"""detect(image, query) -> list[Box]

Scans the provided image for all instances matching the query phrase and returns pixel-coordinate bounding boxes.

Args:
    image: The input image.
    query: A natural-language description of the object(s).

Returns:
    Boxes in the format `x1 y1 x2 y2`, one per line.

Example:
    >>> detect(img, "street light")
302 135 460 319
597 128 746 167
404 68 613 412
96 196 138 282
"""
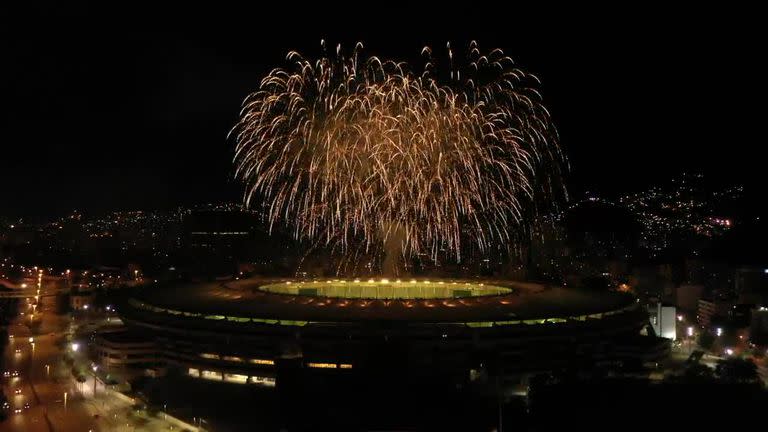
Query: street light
71 342 80 352
716 327 723 337
92 364 99 396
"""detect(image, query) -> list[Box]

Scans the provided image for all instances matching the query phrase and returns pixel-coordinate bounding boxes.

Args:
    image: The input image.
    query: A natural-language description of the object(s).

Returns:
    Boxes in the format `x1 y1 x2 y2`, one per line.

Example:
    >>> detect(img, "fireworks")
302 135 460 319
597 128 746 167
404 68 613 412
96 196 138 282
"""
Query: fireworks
231 41 564 265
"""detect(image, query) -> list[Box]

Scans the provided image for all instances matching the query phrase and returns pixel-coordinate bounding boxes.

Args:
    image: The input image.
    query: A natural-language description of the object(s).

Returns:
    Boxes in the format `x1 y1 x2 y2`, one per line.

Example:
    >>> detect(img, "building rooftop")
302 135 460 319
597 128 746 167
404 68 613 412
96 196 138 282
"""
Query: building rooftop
128 278 636 323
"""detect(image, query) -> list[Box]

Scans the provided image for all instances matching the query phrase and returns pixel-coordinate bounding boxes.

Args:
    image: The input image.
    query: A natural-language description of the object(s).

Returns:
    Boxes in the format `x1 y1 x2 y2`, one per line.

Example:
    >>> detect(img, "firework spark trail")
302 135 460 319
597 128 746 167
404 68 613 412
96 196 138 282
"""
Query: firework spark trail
231 41 565 264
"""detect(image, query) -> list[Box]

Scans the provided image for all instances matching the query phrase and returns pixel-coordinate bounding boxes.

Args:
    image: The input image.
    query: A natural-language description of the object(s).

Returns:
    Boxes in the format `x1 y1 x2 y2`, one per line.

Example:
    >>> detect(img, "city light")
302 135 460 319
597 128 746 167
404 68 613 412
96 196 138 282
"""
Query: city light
0 26 759 432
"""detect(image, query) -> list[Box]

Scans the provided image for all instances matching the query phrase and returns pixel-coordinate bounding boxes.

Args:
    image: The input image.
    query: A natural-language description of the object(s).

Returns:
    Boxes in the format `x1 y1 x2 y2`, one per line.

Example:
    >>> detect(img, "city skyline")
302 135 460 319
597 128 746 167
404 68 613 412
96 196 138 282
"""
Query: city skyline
2 6 768 431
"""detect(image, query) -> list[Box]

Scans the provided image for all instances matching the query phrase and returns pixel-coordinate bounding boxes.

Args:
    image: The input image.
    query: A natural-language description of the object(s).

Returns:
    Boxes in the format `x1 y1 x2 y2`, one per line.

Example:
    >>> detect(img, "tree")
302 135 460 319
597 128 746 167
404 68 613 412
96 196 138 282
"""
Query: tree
679 363 715 383
0 389 8 421
698 332 715 350
715 358 759 384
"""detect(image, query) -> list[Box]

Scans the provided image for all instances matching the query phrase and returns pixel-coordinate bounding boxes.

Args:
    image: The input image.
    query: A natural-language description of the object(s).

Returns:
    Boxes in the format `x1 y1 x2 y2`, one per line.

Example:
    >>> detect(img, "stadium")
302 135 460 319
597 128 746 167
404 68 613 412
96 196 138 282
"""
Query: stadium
118 278 666 388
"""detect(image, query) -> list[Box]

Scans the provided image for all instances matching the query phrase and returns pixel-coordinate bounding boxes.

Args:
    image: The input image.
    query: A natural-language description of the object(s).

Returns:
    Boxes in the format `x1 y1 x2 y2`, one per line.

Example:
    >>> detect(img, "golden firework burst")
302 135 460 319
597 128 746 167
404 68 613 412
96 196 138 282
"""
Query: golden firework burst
231 41 564 263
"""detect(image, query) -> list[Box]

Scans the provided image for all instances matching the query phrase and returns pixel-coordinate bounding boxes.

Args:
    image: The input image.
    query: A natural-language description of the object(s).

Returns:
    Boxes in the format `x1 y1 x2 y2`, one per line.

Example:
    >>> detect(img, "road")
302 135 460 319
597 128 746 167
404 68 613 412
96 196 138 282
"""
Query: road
2 284 195 431
2 289 98 432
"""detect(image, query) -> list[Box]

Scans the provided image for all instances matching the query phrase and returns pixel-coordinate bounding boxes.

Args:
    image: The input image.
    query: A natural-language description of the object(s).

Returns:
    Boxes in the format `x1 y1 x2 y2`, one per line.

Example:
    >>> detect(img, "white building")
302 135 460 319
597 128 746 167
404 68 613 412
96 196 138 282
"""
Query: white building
648 303 677 340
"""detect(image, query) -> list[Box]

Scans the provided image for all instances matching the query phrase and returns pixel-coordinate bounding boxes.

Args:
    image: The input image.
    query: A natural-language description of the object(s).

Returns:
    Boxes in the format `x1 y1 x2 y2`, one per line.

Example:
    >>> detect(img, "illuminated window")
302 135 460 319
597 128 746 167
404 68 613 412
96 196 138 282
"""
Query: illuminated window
249 358 275 366
249 376 276 387
188 368 200 377
200 353 220 360
277 320 308 326
223 356 243 362
201 370 223 380
308 362 337 369
339 364 353 369
224 373 248 384
466 322 493 328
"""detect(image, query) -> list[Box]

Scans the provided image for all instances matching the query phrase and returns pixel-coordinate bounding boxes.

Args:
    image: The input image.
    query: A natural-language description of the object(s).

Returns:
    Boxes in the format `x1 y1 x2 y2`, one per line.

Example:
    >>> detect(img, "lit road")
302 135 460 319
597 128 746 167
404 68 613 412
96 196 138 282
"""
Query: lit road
0 276 70 298
2 281 196 431
0 290 68 299
2 293 98 431
0 284 69 299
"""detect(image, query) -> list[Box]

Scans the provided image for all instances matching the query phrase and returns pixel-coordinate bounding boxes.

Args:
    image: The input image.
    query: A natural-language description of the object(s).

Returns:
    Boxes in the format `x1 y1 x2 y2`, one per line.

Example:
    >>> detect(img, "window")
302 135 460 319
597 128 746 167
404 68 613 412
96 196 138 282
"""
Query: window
308 362 337 369
249 376 276 387
224 373 248 384
201 370 223 380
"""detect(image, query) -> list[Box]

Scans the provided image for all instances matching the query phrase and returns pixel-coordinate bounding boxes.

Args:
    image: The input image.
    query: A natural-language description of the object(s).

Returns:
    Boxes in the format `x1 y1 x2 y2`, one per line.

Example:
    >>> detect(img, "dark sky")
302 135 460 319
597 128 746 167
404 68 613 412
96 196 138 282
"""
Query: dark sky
1 4 762 219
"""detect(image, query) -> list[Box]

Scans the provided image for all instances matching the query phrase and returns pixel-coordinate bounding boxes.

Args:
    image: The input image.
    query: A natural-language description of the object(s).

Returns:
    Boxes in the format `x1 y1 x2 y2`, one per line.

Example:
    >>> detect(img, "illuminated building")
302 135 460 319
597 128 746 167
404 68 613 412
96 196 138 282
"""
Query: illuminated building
119 278 667 388
93 329 158 371
648 302 677 340
697 298 731 327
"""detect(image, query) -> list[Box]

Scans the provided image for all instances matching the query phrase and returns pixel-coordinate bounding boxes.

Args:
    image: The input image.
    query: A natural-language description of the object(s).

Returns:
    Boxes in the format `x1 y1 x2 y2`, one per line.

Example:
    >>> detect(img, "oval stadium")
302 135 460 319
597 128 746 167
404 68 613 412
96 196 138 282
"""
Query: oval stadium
118 278 667 389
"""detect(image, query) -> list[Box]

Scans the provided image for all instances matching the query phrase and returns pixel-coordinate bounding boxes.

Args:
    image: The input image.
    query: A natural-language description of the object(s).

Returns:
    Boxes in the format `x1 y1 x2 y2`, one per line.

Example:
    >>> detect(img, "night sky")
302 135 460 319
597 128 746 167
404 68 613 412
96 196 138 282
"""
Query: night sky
1 5 761 219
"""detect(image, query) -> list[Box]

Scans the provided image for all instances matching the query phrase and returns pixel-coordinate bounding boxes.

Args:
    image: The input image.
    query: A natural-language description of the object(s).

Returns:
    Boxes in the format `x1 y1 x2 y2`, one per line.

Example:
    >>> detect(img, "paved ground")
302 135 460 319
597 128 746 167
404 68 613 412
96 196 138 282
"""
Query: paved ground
2 292 98 432
2 284 195 432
